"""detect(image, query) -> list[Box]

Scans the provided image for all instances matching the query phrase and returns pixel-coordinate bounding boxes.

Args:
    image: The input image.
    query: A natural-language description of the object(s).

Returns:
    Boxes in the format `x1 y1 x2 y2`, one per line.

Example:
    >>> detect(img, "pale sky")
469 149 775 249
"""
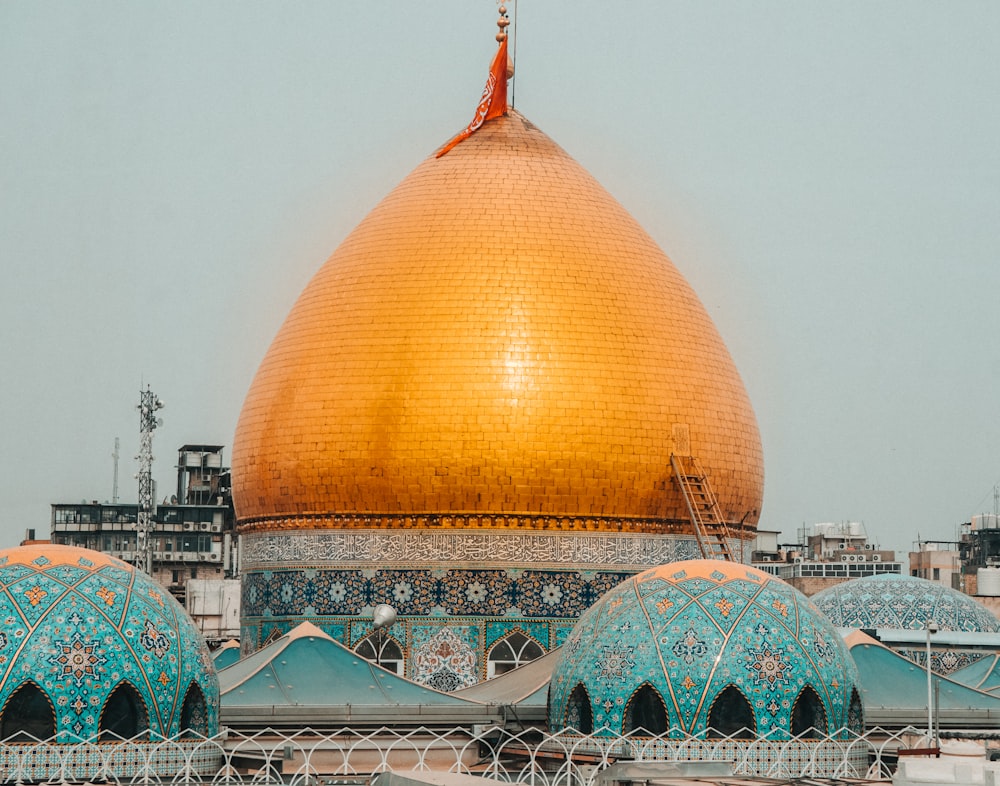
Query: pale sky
2 2 999 556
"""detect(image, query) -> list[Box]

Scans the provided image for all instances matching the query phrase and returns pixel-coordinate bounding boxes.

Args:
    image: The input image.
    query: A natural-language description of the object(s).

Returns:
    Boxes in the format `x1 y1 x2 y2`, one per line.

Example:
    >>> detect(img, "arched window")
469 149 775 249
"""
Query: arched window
99 682 149 740
179 681 208 737
707 685 755 739
791 685 827 738
356 632 404 675
0 682 55 741
848 687 865 734
487 631 544 678
623 683 668 736
564 683 593 733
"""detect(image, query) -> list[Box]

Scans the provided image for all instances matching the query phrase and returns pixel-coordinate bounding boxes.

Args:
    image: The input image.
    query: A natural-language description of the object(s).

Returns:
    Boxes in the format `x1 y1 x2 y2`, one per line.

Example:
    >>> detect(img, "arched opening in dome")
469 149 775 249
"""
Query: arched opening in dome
356 633 404 675
706 685 755 739
179 681 208 737
99 681 149 740
791 685 827 738
564 683 593 734
623 683 668 736
0 681 55 741
487 631 544 678
848 687 865 734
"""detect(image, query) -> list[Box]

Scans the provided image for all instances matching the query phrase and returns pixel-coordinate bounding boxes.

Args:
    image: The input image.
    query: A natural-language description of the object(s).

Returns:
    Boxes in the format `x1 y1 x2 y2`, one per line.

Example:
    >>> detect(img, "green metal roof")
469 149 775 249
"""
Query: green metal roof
845 630 1000 728
218 622 504 729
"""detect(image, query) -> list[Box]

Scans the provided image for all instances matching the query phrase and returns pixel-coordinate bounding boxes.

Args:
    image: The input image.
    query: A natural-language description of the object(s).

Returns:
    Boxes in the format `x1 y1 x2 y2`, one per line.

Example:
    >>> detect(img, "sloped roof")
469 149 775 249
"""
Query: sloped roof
212 639 241 670
845 630 1000 728
451 648 559 715
946 653 1000 694
219 622 503 729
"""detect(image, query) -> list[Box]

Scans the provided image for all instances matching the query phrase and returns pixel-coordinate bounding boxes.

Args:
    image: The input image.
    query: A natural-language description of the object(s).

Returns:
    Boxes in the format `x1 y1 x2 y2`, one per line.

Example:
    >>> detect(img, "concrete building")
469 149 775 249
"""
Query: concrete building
910 540 962 590
51 444 237 605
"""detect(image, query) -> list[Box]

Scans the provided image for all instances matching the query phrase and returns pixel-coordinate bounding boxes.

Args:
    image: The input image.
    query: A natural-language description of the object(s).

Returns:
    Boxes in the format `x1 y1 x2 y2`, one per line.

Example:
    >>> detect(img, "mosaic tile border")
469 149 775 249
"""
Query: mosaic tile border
238 513 713 537
241 566 640 619
557 734 871 777
241 529 751 570
0 739 221 782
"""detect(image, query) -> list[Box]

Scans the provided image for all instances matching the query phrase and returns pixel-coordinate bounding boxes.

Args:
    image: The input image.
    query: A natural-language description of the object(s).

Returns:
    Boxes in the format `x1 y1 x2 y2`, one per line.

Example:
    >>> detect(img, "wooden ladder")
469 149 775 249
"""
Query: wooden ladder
670 454 735 562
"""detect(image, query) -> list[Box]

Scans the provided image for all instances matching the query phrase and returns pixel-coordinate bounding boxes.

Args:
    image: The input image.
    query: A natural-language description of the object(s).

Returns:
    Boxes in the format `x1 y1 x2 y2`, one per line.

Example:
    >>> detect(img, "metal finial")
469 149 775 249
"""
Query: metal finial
496 4 509 42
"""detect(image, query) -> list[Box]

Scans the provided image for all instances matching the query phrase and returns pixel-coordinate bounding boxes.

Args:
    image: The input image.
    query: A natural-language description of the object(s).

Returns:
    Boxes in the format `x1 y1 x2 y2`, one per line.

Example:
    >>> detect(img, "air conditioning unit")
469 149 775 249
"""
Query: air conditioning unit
842 555 851 562
839 542 847 549
183 522 195 531
210 523 222 533
871 554 881 562
209 553 220 561
865 543 875 550
153 552 165 561
794 556 804 564
855 554 867 562
199 522 211 531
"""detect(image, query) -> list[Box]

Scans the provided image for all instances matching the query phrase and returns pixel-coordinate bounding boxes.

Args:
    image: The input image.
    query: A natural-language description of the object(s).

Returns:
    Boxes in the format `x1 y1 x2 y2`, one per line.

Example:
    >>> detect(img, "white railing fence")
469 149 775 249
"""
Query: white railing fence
0 724 933 784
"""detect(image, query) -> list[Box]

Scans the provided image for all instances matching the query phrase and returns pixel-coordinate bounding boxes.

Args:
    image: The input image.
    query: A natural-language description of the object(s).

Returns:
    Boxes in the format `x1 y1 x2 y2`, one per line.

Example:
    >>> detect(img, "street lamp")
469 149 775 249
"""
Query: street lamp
372 603 397 669
926 619 939 745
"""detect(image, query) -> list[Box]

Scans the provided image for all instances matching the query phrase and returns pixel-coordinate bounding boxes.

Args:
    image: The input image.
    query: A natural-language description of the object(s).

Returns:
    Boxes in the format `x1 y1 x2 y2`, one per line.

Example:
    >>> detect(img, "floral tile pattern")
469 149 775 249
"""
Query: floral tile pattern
241 564 664 683
0 545 219 742
548 560 863 740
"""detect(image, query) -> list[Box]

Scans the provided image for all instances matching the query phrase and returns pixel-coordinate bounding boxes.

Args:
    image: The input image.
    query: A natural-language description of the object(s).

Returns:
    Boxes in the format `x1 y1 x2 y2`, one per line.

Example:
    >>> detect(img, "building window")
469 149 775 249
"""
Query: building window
933 568 941 580
707 685 755 739
0 681 55 741
356 633 404 675
99 682 148 741
623 683 668 736
486 631 544 678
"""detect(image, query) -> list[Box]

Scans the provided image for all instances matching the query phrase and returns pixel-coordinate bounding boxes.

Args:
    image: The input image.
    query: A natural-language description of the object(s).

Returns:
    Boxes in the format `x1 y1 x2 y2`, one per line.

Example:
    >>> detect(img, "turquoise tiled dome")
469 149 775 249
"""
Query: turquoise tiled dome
811 573 1000 632
548 560 863 739
0 544 218 742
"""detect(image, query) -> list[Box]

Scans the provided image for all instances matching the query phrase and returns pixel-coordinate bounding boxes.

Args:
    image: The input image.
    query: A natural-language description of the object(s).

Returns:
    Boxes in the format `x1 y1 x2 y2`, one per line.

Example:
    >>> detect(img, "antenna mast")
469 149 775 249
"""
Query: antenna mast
135 387 164 575
112 437 120 504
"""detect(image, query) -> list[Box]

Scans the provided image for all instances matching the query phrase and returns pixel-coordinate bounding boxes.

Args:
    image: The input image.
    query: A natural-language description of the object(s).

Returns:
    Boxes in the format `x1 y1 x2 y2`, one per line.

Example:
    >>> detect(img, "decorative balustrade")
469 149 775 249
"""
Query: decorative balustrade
0 724 927 783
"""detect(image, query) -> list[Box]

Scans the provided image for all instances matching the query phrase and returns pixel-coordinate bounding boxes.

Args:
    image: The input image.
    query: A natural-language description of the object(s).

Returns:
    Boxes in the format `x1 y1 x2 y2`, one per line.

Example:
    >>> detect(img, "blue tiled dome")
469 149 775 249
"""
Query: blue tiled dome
548 560 863 739
0 545 218 742
811 573 1000 632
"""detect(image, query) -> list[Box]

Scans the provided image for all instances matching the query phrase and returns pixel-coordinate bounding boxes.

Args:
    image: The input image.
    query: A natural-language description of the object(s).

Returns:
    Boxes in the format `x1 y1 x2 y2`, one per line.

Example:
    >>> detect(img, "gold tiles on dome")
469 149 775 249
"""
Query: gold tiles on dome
232 110 763 534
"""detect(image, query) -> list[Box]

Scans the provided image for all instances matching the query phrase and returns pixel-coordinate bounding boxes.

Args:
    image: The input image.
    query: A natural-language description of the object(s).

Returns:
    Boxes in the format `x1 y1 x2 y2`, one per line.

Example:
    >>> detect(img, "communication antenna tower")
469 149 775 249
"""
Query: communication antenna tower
112 437 120 504
135 387 164 575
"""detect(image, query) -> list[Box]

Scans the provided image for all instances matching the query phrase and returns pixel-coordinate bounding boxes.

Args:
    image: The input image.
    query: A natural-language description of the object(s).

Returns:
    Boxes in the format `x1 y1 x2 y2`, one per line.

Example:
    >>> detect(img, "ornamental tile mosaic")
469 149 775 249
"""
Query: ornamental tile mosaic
811 573 1000 632
238 528 754 686
240 529 705 570
548 560 863 740
0 544 219 742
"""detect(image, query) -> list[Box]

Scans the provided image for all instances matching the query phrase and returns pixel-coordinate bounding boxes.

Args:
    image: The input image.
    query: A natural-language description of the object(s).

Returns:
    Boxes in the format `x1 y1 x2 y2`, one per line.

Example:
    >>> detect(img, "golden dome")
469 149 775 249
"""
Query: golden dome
233 110 763 535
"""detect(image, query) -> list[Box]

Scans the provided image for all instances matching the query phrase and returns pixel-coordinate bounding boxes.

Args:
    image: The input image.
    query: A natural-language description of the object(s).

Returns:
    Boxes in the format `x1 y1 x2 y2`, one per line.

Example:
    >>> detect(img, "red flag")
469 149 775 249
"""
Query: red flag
437 37 509 158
